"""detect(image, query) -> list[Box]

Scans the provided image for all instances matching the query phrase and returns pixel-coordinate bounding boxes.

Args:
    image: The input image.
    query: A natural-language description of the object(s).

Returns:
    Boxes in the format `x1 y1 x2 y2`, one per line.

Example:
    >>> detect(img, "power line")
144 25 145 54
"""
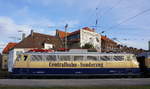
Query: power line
112 37 125 45
83 0 102 27
94 0 123 32
108 8 150 30
100 0 122 16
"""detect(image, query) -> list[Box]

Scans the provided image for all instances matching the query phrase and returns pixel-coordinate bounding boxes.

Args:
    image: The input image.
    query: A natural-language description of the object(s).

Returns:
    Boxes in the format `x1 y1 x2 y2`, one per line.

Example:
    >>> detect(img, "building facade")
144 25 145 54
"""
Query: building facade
80 28 101 51
101 35 117 52
56 27 101 52
2 42 17 70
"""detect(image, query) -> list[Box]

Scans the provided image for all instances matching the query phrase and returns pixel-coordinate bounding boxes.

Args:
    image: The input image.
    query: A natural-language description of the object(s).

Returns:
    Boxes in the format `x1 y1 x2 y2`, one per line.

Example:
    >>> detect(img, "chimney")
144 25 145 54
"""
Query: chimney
31 29 34 36
22 33 26 40
92 28 95 32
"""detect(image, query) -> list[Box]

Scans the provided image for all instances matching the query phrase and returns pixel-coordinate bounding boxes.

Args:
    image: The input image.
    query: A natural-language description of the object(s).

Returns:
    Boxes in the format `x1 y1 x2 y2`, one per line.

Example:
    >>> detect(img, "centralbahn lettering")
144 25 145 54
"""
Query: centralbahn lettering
49 62 77 67
49 62 103 68
80 62 103 67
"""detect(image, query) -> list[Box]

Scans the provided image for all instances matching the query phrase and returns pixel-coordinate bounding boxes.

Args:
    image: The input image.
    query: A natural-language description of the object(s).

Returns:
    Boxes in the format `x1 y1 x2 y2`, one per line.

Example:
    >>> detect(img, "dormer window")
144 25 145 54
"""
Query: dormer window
44 43 53 49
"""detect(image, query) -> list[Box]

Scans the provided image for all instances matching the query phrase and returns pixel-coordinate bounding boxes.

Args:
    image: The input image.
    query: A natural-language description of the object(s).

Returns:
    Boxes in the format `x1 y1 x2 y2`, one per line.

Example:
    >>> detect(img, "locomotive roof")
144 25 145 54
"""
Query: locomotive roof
19 52 134 56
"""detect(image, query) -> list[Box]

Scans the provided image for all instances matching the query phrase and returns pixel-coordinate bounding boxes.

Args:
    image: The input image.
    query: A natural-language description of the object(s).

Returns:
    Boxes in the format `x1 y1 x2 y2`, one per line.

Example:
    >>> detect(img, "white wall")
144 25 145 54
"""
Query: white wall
8 48 26 72
80 29 101 52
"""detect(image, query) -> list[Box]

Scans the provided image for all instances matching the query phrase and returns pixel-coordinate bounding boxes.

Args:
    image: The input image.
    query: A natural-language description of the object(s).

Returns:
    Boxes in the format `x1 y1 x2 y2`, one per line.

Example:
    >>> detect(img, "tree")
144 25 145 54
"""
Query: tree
82 43 94 49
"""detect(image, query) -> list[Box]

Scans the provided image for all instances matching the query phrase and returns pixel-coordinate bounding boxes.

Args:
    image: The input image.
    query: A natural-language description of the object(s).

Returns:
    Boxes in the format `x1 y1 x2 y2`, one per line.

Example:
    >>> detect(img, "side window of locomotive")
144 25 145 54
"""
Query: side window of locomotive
74 56 84 61
100 56 111 61
31 55 43 61
46 55 57 61
16 55 21 61
126 56 131 61
132 55 137 61
113 56 124 61
58 55 70 61
87 56 99 61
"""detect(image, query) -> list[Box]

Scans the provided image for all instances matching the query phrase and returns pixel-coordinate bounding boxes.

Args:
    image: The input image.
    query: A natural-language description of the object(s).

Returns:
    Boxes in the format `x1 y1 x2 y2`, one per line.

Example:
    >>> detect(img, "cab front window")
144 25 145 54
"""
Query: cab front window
16 55 21 61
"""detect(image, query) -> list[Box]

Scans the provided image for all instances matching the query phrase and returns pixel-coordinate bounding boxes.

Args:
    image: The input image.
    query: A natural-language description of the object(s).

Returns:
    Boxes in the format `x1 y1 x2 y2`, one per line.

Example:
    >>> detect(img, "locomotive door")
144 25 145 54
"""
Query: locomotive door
137 56 147 74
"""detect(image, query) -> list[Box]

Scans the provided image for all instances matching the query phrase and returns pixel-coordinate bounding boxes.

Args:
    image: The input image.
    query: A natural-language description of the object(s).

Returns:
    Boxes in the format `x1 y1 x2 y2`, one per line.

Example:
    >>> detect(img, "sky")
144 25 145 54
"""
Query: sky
0 0 150 52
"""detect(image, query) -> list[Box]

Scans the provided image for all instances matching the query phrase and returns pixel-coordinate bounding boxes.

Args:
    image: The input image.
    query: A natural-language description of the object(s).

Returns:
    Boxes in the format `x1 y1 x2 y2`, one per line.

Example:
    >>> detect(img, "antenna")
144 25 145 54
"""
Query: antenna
95 8 98 32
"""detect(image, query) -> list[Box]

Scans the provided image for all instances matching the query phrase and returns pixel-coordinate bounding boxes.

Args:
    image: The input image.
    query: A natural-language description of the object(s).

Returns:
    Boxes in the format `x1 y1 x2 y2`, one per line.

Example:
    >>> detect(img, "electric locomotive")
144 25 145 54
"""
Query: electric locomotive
11 50 141 77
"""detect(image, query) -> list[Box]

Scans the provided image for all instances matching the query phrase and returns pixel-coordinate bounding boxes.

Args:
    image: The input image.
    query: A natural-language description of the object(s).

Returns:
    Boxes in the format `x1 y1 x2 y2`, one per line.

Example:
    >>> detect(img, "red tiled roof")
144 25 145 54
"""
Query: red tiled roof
68 30 80 36
28 49 54 52
82 27 95 32
101 35 108 40
56 27 95 38
56 30 71 38
2 42 17 54
14 32 64 49
101 35 117 44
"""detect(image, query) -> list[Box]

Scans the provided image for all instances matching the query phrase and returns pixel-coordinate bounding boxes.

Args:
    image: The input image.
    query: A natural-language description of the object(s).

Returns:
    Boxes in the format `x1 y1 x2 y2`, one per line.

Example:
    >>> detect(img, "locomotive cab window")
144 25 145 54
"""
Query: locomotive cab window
132 55 137 61
16 55 21 61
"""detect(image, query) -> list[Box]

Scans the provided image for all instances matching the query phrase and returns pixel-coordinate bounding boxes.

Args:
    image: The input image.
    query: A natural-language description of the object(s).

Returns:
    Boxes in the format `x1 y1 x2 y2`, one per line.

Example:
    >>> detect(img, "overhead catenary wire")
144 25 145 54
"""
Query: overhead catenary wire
83 0 103 27
107 8 150 30
98 7 150 44
100 0 122 16
93 0 123 33
112 38 125 45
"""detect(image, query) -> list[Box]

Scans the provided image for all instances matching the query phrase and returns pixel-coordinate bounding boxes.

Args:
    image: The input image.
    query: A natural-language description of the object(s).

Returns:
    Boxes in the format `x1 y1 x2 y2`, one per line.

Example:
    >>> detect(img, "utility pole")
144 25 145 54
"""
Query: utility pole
148 41 150 51
65 24 68 51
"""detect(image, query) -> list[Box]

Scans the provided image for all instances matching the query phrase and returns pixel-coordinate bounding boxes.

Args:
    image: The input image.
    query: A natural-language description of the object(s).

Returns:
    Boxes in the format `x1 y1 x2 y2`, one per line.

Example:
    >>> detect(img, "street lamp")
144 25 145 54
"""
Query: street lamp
65 24 68 51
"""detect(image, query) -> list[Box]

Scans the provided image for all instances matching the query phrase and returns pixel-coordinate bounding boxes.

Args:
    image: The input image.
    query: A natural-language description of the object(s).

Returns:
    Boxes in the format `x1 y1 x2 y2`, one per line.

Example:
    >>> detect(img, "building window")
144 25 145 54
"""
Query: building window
68 34 80 40
96 38 99 42
44 43 53 49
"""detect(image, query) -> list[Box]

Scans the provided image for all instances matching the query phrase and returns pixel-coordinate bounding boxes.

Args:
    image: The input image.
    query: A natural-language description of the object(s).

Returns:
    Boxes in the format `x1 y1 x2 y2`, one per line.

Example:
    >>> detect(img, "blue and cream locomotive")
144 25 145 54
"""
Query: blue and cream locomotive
11 49 144 77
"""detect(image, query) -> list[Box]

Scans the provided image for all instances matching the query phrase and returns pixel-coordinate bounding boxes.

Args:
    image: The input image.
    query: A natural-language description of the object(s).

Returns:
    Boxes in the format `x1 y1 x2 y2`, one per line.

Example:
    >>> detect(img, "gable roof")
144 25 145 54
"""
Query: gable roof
101 35 108 40
68 30 80 36
14 32 64 49
2 42 17 54
101 35 117 44
67 27 95 37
